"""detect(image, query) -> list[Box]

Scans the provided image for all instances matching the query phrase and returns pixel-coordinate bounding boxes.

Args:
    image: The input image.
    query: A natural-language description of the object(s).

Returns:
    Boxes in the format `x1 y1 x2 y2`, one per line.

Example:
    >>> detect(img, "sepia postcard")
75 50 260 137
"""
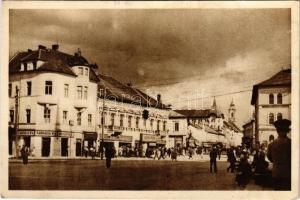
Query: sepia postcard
0 1 299 199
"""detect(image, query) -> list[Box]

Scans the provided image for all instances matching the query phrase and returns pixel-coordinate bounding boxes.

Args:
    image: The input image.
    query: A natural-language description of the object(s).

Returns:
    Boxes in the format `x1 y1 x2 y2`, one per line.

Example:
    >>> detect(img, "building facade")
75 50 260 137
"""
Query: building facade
251 69 291 147
8 44 170 158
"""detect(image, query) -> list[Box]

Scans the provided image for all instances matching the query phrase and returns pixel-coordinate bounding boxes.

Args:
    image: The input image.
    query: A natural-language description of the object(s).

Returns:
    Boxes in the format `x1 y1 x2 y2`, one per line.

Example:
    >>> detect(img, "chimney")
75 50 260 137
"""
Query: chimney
52 44 59 51
157 94 161 103
38 45 46 50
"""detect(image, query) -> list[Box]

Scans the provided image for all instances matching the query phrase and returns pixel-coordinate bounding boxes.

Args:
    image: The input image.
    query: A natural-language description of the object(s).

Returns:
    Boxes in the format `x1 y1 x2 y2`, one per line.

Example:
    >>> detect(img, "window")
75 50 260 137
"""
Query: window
44 107 51 123
163 121 166 131
269 113 274 124
128 116 132 128
9 110 14 123
9 83 12 97
157 120 160 131
84 86 88 99
120 114 124 127
27 81 32 96
277 113 283 121
45 81 52 95
77 86 83 99
85 68 89 76
26 109 31 123
77 112 81 125
269 94 274 104
88 114 92 126
136 117 140 128
111 113 115 126
150 119 154 130
143 119 147 127
79 67 83 75
174 122 179 131
277 93 282 104
63 111 68 124
64 84 69 97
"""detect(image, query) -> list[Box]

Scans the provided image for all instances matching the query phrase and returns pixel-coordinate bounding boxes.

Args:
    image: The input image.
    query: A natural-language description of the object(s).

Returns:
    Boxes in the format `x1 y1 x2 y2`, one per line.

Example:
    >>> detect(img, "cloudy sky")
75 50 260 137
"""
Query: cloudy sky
9 9 291 127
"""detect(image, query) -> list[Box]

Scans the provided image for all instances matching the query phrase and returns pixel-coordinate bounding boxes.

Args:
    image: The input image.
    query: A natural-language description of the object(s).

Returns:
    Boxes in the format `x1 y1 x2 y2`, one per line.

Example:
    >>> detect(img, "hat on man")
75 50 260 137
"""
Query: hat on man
274 119 291 133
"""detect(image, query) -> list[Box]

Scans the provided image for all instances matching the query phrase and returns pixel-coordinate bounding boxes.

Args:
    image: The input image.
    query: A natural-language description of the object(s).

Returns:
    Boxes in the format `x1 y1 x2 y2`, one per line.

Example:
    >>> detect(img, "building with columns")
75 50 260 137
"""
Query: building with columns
251 68 291 147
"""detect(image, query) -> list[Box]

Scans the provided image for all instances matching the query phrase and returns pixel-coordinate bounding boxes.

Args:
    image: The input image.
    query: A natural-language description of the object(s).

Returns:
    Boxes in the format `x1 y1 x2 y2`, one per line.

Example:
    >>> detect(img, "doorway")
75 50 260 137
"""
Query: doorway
61 138 68 157
42 137 51 157
24 136 31 147
76 139 82 156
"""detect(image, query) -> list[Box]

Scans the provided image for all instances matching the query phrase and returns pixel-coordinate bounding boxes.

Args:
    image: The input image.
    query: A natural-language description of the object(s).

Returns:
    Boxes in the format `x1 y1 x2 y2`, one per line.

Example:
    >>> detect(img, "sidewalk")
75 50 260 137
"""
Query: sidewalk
9 154 228 162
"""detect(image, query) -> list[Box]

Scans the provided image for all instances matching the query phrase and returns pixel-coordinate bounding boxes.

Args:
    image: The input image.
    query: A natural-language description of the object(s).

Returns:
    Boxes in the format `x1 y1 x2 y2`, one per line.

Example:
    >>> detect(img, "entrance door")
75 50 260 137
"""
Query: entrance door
76 139 82 156
42 137 51 157
24 136 31 147
61 138 68 157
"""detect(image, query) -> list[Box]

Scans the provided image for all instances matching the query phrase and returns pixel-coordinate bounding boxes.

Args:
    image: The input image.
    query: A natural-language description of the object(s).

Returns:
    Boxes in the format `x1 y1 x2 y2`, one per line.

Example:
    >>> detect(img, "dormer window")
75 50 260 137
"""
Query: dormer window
79 67 83 75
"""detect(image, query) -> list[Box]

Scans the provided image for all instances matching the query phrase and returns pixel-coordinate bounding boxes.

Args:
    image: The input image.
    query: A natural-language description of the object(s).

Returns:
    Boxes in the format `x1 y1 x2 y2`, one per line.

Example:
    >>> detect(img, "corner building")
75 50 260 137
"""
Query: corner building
9 45 99 158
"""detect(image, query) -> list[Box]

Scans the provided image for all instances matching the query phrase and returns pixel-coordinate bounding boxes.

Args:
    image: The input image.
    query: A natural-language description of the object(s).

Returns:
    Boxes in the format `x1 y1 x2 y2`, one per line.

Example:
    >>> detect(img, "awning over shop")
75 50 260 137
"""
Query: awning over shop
83 132 97 140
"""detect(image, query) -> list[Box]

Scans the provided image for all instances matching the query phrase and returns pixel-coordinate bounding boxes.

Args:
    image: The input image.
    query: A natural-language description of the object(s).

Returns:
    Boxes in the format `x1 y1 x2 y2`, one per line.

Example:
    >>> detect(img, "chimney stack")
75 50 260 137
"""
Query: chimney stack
38 45 46 50
157 94 161 103
52 44 59 51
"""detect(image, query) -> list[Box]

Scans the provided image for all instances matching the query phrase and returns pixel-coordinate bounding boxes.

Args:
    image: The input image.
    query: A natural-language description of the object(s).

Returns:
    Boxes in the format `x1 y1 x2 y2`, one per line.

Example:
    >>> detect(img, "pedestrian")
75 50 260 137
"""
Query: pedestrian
209 146 218 173
253 151 271 186
21 145 30 165
267 119 291 190
84 146 88 158
188 147 193 159
171 147 177 161
227 147 236 173
217 147 221 160
105 144 115 168
236 155 252 187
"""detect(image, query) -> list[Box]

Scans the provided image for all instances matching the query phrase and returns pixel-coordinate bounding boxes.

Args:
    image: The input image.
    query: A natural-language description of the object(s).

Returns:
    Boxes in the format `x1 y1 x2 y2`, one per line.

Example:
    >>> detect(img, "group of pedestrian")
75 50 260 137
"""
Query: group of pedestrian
225 119 291 190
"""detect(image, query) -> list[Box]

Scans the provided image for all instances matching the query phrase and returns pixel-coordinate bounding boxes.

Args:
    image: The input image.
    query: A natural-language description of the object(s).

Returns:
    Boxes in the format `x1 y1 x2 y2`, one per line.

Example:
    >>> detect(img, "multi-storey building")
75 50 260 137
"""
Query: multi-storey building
8 44 170 158
251 68 291 147
95 74 170 156
9 45 99 158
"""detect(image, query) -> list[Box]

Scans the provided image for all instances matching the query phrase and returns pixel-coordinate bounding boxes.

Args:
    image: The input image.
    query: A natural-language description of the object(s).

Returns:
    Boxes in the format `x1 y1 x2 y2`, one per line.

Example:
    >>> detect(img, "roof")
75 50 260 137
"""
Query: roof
97 74 169 110
190 123 224 135
169 110 186 118
251 69 291 105
173 109 222 118
223 120 242 132
9 46 98 82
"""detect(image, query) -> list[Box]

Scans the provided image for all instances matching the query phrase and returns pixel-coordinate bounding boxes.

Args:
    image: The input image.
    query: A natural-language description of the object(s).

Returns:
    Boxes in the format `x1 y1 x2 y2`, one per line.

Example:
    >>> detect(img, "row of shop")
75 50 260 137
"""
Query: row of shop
9 128 167 158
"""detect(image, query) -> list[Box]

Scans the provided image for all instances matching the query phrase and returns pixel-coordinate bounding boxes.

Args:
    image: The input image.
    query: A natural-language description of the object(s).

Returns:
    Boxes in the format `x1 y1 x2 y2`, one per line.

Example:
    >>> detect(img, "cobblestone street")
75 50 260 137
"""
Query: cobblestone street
9 158 269 190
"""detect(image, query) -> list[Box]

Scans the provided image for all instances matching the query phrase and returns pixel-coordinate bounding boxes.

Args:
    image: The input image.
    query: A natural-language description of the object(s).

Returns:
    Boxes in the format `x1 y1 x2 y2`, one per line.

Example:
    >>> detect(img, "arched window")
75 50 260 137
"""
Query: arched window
277 93 282 104
269 113 274 124
269 94 274 104
277 113 282 121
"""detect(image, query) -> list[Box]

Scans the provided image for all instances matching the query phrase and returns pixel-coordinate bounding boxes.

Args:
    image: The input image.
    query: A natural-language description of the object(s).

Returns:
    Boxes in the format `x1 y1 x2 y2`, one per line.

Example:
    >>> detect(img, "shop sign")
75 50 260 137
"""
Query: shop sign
103 134 132 142
156 140 166 144
36 130 56 137
141 134 156 142
18 130 35 136
57 131 73 138
84 132 98 140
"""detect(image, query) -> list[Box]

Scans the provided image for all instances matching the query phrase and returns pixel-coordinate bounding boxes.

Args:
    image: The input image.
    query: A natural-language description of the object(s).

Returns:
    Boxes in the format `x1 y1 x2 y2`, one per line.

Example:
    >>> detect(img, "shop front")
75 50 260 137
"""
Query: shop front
83 131 97 156
140 134 166 157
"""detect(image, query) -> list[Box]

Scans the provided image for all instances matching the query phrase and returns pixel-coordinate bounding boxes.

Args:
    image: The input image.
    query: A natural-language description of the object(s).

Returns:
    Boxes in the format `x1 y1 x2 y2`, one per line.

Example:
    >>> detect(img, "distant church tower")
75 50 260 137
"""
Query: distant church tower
211 96 217 110
228 99 236 122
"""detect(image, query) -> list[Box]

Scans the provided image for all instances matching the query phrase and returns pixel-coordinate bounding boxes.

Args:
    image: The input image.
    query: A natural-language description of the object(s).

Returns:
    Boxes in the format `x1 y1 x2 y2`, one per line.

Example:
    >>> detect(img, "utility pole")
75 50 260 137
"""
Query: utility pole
14 86 19 158
100 89 106 160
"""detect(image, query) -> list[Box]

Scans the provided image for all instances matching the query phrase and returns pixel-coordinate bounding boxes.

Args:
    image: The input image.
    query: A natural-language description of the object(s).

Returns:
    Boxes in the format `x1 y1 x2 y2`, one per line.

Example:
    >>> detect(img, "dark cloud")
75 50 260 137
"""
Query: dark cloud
9 9 290 84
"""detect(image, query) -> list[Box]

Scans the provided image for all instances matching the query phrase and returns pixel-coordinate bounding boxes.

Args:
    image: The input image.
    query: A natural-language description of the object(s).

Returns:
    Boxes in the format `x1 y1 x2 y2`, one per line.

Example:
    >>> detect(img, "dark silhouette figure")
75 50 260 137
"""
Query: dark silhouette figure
209 147 218 173
227 148 236 173
267 119 291 190
105 144 115 168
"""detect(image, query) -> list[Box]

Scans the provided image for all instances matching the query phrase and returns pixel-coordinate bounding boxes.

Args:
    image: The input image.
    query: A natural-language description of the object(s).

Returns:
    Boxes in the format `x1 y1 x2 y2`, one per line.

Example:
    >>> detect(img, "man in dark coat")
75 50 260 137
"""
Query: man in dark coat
209 146 218 173
105 144 115 168
267 119 291 190
227 147 236 172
